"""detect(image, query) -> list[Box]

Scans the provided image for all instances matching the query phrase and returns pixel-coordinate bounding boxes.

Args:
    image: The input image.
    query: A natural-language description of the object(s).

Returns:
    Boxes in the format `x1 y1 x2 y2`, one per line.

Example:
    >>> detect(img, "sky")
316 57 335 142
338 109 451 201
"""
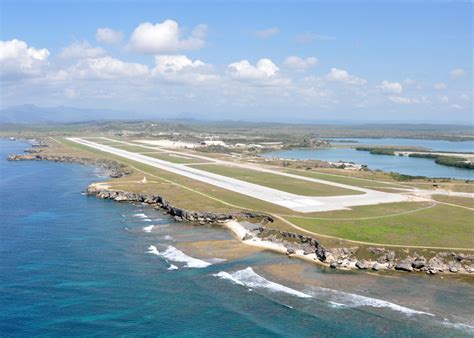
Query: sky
0 0 472 123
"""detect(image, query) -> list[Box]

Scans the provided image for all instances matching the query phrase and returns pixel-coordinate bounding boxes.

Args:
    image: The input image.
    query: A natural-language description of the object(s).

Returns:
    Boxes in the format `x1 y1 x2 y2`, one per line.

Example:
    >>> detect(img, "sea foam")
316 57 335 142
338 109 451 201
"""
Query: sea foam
147 245 212 268
310 286 434 317
215 267 311 298
143 225 154 233
160 246 211 268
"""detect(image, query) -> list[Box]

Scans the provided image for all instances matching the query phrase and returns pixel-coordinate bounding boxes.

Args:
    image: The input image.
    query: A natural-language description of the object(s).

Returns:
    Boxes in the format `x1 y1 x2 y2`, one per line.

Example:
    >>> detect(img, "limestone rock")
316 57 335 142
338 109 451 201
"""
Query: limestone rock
395 260 413 272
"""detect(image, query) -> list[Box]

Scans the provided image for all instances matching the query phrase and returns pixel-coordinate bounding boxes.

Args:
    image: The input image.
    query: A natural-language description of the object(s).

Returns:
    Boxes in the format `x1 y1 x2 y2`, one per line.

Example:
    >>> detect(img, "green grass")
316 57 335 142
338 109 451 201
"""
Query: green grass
141 152 208 164
61 138 301 214
81 138 124 146
283 201 432 219
191 164 363 196
286 204 474 248
61 138 474 249
282 168 405 189
432 195 474 208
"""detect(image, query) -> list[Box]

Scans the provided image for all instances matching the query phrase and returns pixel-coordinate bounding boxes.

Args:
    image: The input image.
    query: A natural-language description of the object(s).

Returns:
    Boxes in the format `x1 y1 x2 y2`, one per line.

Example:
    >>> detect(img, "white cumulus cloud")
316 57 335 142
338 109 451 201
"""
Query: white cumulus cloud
228 58 279 80
227 58 289 87
128 20 207 54
60 41 106 59
377 80 402 94
450 68 465 79
283 56 318 72
0 39 49 77
69 56 149 80
326 68 366 85
96 28 123 45
227 59 279 79
152 55 218 83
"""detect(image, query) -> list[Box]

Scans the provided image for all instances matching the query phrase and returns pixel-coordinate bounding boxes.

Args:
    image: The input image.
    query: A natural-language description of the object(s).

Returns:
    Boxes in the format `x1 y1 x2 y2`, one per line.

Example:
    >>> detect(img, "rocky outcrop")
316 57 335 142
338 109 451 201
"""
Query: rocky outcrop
86 185 273 225
251 227 327 261
355 260 369 269
395 260 414 272
8 154 130 178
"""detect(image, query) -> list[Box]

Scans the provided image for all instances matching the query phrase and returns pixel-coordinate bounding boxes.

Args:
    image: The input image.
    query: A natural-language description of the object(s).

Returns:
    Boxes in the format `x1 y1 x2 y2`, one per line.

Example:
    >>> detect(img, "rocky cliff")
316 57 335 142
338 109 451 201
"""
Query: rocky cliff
86 184 274 225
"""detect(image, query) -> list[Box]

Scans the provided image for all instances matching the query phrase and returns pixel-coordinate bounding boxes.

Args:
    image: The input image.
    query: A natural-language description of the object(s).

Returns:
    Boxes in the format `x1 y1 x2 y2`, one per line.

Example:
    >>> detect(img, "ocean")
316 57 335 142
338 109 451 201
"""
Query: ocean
1 139 473 337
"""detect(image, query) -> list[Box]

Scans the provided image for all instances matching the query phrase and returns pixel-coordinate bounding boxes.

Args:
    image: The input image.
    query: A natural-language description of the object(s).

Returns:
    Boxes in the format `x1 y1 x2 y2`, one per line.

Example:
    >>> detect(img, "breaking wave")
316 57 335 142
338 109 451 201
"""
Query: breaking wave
215 267 311 298
310 286 434 317
147 245 213 268
143 225 154 233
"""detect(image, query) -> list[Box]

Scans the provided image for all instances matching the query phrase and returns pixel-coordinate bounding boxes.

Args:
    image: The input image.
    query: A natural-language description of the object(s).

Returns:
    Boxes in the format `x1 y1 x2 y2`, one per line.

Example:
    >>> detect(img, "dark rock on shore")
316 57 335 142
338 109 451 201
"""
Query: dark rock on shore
395 260 414 272
356 260 369 269
86 185 273 225
242 233 253 241
255 227 327 262
411 258 426 269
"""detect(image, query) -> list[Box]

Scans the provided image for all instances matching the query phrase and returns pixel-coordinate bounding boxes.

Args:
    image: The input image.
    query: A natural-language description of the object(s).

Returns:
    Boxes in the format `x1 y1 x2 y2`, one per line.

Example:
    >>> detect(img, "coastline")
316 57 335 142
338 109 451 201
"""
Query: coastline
84 184 474 276
6 139 474 277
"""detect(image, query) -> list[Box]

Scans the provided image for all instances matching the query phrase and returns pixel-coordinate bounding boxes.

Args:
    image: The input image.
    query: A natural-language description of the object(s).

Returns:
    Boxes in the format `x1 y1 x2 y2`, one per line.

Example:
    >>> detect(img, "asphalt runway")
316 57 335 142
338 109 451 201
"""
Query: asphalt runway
69 137 408 213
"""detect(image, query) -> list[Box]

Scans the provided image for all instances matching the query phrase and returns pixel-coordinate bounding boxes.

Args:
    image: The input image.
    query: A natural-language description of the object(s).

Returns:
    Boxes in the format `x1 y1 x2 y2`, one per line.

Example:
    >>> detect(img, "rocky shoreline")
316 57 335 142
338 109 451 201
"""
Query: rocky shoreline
241 226 474 275
86 184 274 225
7 143 473 276
8 153 131 178
88 184 474 276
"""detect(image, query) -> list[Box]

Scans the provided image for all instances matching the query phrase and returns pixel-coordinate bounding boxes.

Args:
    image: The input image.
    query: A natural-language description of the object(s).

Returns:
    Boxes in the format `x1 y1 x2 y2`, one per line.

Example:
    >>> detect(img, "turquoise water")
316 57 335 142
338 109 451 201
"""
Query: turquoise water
1 140 473 336
264 138 474 180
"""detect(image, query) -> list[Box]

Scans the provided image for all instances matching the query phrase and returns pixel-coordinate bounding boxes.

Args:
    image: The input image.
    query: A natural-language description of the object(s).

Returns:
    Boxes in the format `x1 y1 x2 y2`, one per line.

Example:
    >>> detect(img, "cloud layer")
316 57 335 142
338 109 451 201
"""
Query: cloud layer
0 18 471 121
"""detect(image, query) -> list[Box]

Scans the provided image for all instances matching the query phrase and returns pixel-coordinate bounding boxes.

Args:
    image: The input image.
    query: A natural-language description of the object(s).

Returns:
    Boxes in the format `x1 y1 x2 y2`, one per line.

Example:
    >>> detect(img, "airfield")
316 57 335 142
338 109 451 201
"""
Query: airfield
59 136 473 250
68 137 410 213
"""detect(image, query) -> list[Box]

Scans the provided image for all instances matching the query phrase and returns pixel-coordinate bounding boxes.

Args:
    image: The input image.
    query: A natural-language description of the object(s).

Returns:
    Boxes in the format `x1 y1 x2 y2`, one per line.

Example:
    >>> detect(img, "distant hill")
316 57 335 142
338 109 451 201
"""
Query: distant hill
0 104 147 124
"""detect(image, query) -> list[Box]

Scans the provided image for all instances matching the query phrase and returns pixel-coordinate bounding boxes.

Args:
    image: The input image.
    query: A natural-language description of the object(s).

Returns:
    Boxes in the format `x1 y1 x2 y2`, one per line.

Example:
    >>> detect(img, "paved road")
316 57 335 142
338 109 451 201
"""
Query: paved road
69 138 408 213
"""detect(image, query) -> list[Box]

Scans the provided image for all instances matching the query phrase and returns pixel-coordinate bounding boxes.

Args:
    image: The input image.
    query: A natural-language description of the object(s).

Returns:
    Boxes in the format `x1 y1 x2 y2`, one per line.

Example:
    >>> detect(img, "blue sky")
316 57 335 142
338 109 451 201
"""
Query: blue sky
1 0 472 123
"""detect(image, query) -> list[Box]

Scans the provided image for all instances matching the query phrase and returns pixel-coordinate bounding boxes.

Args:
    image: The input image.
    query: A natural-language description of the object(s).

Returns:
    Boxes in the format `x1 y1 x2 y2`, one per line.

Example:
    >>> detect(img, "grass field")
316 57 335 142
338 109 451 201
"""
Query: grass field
280 201 434 219
432 194 474 209
104 145 161 152
285 203 474 248
190 164 363 196
282 168 409 190
139 152 208 164
60 137 474 249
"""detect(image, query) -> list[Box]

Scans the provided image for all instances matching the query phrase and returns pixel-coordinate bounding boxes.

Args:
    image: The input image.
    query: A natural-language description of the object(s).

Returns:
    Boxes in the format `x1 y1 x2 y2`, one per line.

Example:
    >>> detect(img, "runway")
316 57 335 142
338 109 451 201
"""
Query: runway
68 138 409 213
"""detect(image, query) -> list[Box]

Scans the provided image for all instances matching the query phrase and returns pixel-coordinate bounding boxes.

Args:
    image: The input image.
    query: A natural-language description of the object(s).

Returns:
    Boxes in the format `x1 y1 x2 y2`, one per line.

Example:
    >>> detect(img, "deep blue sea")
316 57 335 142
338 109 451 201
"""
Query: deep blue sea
1 139 473 337
263 138 474 180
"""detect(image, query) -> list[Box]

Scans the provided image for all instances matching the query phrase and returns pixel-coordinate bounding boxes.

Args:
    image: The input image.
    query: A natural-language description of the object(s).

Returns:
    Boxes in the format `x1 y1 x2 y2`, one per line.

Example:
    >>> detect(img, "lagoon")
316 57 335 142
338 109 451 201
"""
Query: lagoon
264 138 473 180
